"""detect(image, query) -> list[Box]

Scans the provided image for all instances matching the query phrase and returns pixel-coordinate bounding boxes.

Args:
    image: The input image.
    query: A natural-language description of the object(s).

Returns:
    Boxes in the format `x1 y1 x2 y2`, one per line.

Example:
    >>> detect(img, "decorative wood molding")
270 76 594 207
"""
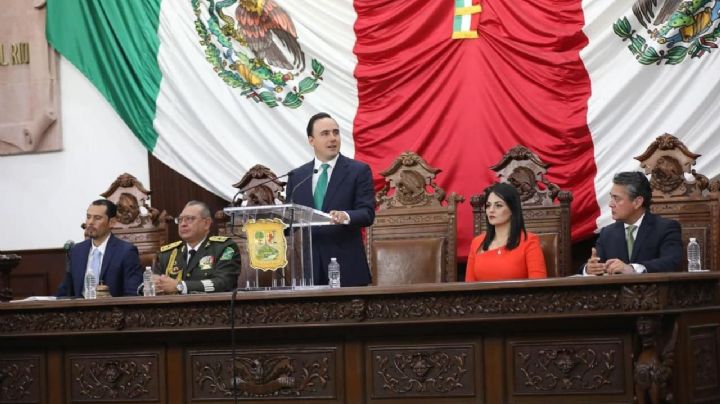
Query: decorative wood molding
1 276 716 336
371 345 474 398
511 340 624 394
0 355 40 403
190 348 335 399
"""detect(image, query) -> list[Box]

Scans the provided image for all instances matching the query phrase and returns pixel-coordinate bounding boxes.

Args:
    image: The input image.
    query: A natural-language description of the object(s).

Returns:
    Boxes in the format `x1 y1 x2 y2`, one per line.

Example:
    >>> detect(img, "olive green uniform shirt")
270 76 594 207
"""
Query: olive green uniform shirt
153 236 240 293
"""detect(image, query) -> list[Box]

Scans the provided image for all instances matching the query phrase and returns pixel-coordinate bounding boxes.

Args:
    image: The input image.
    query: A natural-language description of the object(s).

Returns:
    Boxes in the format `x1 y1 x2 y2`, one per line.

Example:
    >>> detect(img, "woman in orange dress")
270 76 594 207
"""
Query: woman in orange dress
465 183 547 281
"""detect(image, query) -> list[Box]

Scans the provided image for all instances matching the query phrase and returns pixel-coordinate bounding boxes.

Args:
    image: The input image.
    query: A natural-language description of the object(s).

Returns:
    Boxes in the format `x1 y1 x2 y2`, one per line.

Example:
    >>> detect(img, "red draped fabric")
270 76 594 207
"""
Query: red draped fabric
352 0 598 258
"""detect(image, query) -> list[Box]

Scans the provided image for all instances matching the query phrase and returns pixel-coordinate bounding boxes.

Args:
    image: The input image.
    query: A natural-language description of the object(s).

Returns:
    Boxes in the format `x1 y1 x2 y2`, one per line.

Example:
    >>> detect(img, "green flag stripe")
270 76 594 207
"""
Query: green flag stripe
46 0 162 150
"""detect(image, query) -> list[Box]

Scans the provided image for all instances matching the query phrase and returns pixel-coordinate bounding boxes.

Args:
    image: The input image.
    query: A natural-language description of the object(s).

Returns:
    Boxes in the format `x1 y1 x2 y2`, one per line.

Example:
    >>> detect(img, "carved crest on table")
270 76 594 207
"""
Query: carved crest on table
232 164 286 206
635 133 720 198
376 151 463 209
514 343 622 393
100 173 168 228
73 359 154 400
193 352 331 398
373 349 471 397
621 284 660 311
489 145 570 207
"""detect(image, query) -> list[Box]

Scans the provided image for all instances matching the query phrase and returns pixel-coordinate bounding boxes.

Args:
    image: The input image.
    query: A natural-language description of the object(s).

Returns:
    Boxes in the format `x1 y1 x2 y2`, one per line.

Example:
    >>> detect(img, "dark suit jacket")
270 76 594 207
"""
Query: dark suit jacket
595 211 682 273
56 234 143 297
286 154 375 286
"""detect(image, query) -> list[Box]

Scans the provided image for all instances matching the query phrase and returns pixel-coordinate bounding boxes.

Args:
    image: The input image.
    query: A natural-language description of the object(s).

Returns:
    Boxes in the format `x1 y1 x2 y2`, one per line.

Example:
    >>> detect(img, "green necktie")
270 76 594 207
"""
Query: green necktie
626 224 636 258
313 163 330 209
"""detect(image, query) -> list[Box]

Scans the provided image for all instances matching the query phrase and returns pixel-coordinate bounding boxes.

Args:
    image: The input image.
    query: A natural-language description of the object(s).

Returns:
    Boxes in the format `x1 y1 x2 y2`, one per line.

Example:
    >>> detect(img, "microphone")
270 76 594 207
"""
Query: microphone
288 169 318 204
63 240 75 297
231 171 293 206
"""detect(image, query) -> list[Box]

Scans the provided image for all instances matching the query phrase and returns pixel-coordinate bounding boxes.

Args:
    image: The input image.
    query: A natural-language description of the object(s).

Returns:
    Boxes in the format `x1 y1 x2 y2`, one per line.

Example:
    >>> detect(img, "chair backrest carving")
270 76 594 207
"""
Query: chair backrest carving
470 146 573 277
216 164 288 287
636 133 720 271
368 152 464 285
99 173 171 267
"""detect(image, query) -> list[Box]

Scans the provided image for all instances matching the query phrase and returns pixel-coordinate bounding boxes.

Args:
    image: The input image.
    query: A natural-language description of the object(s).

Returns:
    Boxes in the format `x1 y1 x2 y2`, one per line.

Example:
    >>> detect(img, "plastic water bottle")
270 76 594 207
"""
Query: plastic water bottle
143 266 156 296
84 270 97 299
328 258 341 288
687 238 702 272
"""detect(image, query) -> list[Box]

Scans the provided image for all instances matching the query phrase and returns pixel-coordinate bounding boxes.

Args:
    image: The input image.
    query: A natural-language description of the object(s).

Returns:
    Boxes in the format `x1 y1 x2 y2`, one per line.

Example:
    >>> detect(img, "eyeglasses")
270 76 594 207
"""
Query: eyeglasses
175 215 203 225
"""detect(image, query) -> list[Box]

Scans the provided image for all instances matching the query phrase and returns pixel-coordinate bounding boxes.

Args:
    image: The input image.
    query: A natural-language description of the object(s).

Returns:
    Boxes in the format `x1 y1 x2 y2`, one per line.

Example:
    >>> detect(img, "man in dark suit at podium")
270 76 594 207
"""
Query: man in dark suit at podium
285 112 376 286
56 199 143 297
585 171 682 275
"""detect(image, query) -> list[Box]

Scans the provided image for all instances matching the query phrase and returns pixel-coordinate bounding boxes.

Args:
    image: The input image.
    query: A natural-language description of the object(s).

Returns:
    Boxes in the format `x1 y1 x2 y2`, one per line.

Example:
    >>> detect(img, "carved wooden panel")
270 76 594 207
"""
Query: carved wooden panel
188 347 338 400
689 324 720 402
509 338 628 396
67 351 162 402
0 354 41 403
368 343 477 399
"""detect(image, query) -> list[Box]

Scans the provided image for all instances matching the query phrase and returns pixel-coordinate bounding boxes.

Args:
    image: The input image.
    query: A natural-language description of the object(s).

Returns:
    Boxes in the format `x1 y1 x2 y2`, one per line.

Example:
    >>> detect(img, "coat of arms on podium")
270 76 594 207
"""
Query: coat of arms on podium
242 218 288 271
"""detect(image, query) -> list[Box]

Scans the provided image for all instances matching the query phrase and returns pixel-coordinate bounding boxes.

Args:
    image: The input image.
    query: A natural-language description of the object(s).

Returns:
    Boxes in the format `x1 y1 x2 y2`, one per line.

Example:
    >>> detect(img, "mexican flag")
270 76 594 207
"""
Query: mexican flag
46 0 720 258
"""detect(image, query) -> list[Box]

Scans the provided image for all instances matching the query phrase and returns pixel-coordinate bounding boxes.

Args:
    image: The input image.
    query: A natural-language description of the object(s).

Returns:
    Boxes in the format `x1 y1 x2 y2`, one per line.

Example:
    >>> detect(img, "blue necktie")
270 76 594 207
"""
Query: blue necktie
314 163 330 209
90 248 102 280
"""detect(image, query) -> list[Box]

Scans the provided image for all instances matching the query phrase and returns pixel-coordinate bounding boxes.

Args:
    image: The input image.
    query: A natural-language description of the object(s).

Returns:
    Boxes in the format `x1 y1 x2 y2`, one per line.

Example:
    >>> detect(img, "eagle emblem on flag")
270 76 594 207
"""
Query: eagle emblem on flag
614 0 720 64
193 0 325 108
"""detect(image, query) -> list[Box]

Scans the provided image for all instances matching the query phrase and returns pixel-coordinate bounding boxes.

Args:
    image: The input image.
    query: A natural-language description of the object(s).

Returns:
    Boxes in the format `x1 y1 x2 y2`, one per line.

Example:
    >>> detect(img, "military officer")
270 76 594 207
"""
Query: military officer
153 200 240 294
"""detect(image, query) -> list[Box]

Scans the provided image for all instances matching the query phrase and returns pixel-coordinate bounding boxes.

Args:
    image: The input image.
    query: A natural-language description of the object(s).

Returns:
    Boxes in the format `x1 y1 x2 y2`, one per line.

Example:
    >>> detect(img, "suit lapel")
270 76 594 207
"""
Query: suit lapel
323 154 350 210
631 213 654 261
187 240 210 276
610 222 630 262
75 241 92 295
294 161 315 207
99 235 116 281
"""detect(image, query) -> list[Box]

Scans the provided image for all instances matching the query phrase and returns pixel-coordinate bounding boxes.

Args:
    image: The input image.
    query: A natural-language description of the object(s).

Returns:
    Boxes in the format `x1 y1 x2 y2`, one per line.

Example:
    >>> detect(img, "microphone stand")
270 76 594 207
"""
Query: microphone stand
227 169 300 403
230 287 239 403
64 241 75 297
287 169 317 287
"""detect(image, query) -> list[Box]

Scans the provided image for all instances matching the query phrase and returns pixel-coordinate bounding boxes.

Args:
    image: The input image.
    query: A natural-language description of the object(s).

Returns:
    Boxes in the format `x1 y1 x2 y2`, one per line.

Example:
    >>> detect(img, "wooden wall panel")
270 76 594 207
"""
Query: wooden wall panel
148 153 229 242
3 249 64 299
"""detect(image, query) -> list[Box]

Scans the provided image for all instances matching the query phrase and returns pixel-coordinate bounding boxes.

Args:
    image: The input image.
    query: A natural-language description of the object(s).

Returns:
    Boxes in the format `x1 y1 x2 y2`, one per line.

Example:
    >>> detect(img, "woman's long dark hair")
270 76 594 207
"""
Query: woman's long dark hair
481 183 527 252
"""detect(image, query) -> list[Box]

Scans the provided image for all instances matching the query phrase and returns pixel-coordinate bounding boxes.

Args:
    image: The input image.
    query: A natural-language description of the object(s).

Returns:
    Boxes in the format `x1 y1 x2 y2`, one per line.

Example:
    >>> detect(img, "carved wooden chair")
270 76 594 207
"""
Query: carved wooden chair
470 146 573 278
636 133 720 272
99 173 171 267
367 152 464 285
215 164 287 287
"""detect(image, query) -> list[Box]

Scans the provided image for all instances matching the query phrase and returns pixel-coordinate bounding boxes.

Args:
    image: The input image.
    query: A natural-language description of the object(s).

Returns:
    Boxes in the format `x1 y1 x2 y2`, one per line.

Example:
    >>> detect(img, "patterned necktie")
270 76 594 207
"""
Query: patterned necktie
313 163 330 210
626 224 636 258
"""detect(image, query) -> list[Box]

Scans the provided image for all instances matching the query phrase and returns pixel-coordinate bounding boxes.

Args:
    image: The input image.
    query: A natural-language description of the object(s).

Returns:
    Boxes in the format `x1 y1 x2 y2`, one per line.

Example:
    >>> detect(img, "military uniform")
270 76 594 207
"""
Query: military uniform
154 236 241 293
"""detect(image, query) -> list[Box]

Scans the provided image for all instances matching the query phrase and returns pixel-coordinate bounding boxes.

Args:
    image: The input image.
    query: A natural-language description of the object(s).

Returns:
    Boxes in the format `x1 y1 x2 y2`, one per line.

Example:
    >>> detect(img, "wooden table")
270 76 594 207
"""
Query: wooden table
1 272 719 403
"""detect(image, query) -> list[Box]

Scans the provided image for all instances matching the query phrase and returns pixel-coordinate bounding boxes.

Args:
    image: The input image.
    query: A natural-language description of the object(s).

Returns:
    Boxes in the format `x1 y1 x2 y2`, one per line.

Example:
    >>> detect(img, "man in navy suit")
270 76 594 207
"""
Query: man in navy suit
285 112 375 286
56 199 142 297
585 171 682 275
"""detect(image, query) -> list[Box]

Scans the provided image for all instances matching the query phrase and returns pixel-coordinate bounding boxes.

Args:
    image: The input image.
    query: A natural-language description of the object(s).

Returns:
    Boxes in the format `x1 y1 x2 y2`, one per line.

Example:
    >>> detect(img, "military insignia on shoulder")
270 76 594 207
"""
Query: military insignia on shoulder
199 255 215 270
209 236 229 242
220 246 235 261
160 240 183 252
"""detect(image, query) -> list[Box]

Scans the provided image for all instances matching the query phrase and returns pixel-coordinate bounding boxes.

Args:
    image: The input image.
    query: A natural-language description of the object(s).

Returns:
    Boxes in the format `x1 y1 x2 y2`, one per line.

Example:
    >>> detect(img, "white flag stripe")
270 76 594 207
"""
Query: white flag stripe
583 1 720 230
153 0 358 199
